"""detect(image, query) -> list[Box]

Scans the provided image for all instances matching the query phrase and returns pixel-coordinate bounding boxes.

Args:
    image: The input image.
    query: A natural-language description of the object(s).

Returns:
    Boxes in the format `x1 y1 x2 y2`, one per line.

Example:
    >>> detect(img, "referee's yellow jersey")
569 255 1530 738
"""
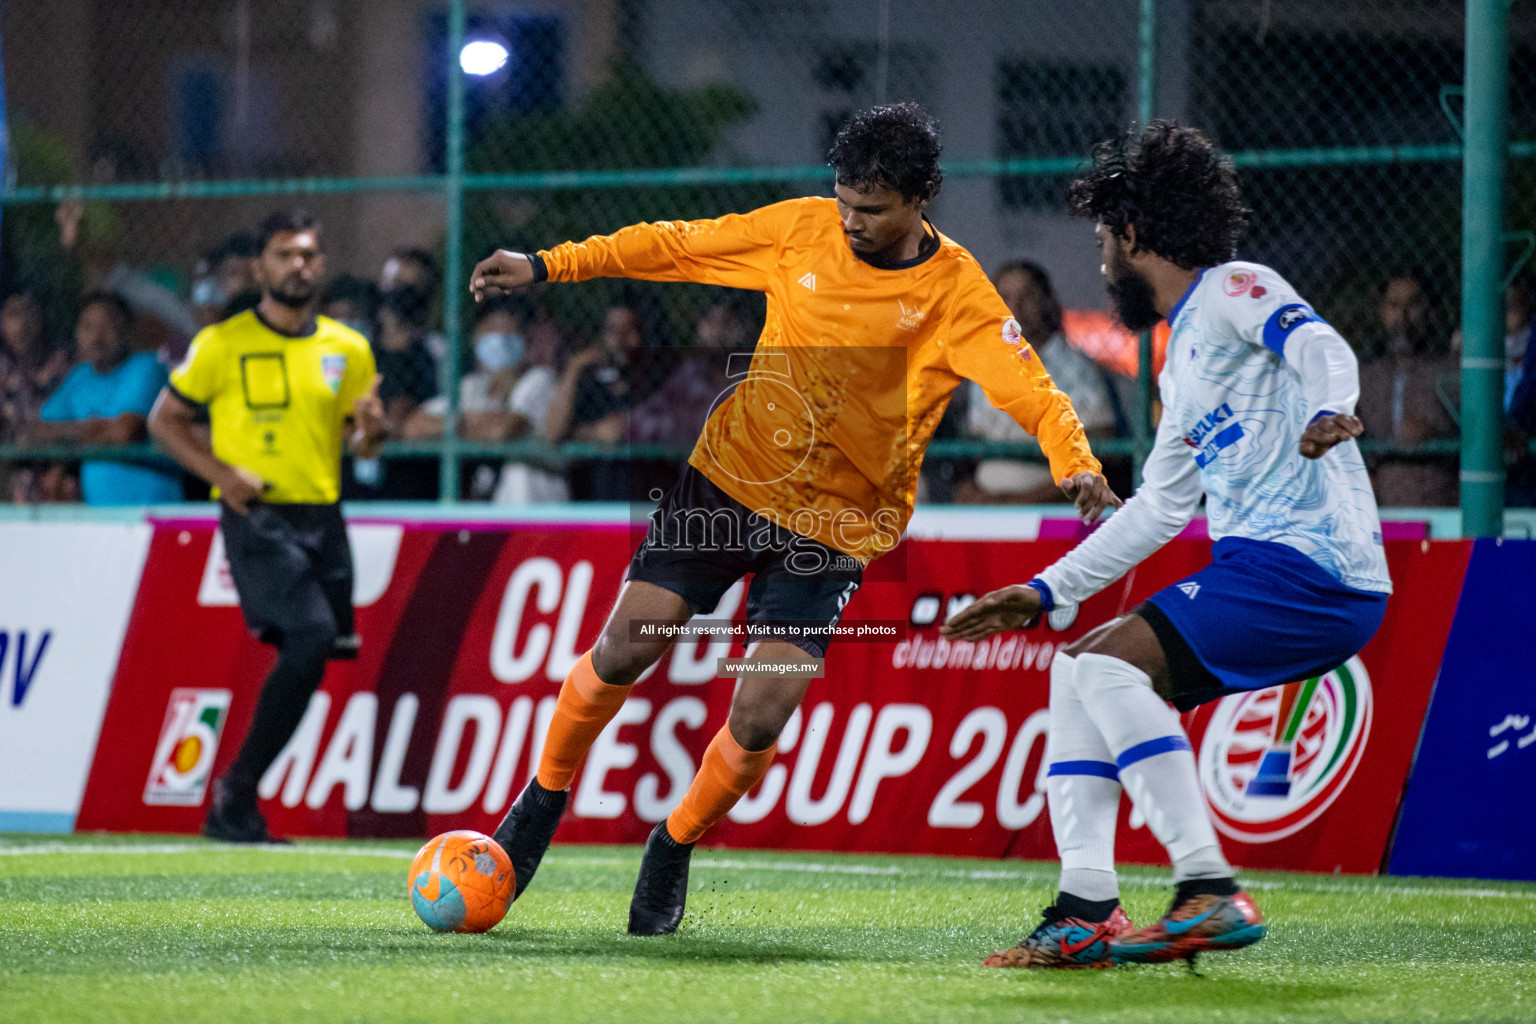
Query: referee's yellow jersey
170 310 376 504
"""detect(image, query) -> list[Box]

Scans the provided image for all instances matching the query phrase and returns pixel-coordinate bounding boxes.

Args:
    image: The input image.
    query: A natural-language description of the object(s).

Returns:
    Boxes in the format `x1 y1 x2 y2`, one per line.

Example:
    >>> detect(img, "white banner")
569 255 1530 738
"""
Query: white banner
0 523 152 831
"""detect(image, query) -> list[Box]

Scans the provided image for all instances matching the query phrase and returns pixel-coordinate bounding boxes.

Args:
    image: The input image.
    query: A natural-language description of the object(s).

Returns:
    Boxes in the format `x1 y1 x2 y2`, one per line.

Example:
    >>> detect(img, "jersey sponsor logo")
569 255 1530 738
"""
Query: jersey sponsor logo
1184 401 1235 449
321 354 347 394
896 299 927 333
1178 582 1201 599
1199 657 1373 842
143 688 231 805
1223 270 1257 297
798 272 817 291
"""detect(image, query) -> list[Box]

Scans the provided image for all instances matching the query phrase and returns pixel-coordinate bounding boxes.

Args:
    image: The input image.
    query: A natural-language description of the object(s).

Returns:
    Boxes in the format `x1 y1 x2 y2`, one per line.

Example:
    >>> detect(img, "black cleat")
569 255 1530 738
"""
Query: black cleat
201 779 288 844
627 823 695 936
492 778 568 900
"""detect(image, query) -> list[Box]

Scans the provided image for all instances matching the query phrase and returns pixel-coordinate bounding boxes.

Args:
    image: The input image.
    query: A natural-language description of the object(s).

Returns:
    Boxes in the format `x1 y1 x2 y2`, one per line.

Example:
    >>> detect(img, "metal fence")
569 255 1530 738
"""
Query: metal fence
1 0 1531 528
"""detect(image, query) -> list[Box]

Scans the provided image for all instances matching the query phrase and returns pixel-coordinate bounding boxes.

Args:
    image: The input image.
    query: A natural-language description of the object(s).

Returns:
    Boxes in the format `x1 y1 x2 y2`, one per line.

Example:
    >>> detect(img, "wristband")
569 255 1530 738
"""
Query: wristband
1026 578 1055 611
1307 409 1339 426
528 252 549 283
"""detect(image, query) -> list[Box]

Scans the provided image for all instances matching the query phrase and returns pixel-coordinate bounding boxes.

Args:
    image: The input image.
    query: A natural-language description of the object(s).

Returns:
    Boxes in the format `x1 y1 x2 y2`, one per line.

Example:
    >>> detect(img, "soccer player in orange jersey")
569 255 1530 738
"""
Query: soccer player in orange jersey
469 103 1120 935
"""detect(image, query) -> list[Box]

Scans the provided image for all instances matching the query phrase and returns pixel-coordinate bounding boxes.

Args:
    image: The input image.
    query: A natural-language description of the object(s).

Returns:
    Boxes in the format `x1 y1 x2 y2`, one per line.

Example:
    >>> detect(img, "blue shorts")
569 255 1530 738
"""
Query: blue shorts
1142 537 1388 711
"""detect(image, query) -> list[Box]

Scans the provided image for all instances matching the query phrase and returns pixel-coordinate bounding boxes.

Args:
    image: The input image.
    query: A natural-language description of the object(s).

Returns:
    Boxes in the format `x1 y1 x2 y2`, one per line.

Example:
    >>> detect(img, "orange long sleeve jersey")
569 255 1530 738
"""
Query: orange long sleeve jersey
539 196 1101 563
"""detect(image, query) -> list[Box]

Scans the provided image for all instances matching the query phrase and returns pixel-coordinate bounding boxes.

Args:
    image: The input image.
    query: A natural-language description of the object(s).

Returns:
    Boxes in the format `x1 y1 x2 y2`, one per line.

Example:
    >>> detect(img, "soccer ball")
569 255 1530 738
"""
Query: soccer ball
408 830 515 933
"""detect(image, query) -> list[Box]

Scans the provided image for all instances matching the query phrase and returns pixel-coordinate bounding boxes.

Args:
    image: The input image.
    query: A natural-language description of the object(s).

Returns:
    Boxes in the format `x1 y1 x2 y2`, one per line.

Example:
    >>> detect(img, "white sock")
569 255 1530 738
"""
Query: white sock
1045 652 1122 902
1073 652 1232 883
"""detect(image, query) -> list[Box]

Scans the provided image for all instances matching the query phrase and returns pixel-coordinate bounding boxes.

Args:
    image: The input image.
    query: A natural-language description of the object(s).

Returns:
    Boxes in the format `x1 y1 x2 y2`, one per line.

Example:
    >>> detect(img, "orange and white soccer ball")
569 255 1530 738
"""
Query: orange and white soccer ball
408 830 515 933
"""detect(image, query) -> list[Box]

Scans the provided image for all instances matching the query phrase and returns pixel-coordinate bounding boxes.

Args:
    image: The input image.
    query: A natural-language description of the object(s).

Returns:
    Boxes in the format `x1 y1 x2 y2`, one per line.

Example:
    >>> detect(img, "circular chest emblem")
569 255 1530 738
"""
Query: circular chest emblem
1199 657 1372 842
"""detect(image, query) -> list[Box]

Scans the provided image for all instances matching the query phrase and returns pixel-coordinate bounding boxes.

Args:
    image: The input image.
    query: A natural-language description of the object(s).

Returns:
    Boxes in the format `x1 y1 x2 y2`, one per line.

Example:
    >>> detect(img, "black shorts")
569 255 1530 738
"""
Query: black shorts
220 502 356 654
627 465 862 659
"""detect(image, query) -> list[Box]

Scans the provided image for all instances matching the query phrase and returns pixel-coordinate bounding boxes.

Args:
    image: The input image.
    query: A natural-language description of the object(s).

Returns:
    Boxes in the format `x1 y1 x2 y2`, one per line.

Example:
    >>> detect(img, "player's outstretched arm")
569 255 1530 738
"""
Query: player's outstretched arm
470 251 536 302
940 585 1042 643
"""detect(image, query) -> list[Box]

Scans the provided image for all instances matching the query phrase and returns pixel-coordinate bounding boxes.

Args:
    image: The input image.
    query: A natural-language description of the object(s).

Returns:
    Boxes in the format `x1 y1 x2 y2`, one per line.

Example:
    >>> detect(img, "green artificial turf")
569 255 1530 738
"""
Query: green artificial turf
1 832 1533 1023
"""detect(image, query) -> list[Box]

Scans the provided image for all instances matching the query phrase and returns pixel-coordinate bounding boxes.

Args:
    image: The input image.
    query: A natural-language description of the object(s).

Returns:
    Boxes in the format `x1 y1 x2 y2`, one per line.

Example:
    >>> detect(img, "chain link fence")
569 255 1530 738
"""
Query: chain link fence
3 0 1533 508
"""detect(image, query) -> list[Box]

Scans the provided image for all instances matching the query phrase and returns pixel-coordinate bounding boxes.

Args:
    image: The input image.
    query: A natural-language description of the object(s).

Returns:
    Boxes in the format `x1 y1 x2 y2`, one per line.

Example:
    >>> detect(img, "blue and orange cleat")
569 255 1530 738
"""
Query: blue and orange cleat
983 904 1136 969
1110 890 1267 965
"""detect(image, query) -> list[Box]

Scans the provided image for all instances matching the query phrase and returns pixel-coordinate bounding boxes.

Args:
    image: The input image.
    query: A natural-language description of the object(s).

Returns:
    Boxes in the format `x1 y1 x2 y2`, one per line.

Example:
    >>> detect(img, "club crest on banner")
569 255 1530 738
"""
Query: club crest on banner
143 688 232 806
1199 657 1373 842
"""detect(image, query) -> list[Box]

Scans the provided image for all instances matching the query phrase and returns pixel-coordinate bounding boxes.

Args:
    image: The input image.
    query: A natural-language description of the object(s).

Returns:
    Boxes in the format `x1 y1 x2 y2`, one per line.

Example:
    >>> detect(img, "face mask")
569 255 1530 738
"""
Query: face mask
1506 330 1529 365
192 277 226 307
476 332 524 372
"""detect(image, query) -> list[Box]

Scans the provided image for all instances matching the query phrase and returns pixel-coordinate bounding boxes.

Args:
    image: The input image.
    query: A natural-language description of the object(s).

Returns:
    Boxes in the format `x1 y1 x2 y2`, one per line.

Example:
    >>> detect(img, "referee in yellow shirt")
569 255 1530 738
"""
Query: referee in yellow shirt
149 209 385 843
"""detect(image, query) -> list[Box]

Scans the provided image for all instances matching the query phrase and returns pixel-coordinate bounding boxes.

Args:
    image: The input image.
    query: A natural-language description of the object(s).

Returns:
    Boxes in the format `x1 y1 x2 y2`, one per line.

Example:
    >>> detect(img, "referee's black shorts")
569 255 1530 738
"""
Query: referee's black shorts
219 502 355 652
626 465 862 660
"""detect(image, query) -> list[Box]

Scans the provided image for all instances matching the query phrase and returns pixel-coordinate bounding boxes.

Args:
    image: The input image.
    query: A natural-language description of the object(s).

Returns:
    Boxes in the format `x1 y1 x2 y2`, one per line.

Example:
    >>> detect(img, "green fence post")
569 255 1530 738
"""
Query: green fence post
1133 0 1157 487
1462 0 1508 537
439 0 467 503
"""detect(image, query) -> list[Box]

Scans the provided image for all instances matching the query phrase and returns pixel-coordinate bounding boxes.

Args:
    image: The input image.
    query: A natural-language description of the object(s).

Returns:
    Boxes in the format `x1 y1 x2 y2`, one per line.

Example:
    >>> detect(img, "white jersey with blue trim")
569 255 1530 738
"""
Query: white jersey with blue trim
1034 260 1391 607
1165 262 1388 593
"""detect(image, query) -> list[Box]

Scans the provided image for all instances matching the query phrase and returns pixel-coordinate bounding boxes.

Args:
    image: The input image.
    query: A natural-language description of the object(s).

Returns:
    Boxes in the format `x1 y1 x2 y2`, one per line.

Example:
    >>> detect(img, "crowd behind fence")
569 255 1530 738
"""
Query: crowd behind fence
2 0 1535 514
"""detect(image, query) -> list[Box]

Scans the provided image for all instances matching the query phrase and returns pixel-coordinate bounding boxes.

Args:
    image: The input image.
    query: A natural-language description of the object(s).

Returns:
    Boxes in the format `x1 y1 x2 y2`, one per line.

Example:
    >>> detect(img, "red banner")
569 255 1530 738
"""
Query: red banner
77 517 1469 874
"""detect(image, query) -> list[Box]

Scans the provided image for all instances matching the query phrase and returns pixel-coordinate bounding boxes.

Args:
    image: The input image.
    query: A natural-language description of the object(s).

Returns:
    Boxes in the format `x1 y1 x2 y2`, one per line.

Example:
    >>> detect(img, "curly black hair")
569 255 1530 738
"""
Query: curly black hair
827 102 943 202
1068 121 1249 270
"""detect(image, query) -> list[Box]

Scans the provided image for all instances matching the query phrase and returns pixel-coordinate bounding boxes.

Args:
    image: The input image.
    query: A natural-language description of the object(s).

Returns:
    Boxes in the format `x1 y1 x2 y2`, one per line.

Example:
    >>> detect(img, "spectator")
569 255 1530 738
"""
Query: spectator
374 283 439 427
1356 271 1459 506
354 282 439 500
2 288 75 502
190 233 259 330
1504 279 1536 504
629 295 753 444
0 288 71 443
547 303 642 501
380 247 446 361
321 274 381 344
1504 277 1533 412
380 247 441 297
956 260 1118 504
490 311 569 504
29 292 181 504
403 301 569 503
402 299 532 443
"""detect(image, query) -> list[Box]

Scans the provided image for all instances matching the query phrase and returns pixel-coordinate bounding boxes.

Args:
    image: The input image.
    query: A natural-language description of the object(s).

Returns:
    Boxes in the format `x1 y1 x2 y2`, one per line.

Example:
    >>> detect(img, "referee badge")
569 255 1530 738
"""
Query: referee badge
321 354 347 394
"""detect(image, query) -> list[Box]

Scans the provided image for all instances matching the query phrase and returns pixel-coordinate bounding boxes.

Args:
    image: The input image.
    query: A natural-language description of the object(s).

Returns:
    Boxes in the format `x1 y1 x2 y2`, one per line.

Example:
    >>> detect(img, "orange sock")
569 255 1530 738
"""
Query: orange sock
666 724 777 844
535 651 632 791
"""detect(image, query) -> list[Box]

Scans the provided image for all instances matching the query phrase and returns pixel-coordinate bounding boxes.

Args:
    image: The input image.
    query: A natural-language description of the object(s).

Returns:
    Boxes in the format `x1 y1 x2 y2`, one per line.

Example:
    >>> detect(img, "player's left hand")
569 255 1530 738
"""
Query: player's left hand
1299 412 1363 459
940 584 1042 642
1059 472 1123 525
351 375 386 454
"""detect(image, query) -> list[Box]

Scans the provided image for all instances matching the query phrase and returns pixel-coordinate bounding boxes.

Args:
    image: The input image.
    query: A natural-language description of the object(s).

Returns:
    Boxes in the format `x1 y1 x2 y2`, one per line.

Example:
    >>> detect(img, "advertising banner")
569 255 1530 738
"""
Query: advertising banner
1389 539 1536 882
0 523 153 831
77 517 1467 874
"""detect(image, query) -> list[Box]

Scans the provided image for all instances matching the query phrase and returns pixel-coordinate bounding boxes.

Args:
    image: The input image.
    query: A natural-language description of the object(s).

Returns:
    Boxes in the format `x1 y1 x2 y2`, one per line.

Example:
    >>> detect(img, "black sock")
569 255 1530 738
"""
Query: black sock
226 625 332 785
1175 876 1240 901
524 777 567 808
1056 891 1120 923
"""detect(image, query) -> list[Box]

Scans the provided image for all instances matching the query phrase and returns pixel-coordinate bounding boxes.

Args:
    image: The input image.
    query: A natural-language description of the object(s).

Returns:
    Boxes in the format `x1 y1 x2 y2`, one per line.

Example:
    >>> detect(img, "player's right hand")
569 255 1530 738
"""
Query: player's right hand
939 584 1042 642
470 250 535 301
219 465 267 516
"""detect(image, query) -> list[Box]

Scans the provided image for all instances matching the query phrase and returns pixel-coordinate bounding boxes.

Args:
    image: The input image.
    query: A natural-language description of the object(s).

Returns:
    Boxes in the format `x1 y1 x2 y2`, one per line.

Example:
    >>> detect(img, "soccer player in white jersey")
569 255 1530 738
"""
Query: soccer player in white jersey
943 122 1392 969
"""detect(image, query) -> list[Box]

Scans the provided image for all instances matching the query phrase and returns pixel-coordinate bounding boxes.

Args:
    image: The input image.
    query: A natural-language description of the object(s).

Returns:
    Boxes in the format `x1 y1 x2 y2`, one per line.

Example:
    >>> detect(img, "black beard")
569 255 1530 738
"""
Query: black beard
1107 263 1164 332
268 284 314 309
